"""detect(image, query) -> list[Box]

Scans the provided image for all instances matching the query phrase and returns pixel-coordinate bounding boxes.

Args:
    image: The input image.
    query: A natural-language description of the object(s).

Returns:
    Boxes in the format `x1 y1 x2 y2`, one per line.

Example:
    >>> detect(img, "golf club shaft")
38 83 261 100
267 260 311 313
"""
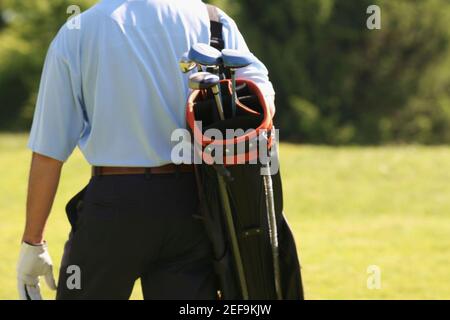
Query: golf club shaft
263 168 283 300
212 86 225 120
208 66 220 76
231 70 237 117
217 174 249 300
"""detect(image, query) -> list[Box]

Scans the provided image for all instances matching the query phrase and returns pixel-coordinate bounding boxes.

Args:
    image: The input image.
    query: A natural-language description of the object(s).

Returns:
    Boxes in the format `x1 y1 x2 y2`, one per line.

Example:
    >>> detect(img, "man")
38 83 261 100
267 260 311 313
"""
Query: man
17 0 275 300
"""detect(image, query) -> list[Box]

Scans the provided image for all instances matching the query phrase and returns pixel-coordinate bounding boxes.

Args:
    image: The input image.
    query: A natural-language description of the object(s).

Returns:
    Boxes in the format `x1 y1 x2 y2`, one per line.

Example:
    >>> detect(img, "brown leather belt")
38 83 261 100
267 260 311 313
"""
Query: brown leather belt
92 164 194 176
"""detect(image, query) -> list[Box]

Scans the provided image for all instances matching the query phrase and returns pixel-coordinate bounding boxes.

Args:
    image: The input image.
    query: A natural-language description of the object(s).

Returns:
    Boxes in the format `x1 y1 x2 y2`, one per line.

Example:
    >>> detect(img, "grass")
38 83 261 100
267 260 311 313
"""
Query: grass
1 134 449 300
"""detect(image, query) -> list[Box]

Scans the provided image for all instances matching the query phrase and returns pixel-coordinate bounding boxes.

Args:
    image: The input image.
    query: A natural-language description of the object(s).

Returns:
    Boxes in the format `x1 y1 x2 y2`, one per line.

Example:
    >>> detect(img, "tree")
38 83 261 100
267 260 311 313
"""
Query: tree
235 0 450 143
0 0 95 130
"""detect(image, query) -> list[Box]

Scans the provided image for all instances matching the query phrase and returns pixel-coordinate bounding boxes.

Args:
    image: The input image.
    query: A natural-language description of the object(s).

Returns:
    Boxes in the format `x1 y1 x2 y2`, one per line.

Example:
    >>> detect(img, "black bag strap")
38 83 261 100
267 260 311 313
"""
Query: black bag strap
206 4 225 51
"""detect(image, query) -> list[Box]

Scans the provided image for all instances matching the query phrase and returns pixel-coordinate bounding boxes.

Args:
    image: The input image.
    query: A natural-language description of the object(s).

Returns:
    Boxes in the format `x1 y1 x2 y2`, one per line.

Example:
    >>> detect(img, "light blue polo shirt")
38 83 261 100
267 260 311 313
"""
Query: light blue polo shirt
28 0 275 167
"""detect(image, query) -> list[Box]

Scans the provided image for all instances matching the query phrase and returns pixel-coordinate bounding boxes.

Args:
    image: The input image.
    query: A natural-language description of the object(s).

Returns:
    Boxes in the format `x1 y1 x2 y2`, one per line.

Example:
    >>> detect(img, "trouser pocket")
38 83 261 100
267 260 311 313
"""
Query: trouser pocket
65 186 88 232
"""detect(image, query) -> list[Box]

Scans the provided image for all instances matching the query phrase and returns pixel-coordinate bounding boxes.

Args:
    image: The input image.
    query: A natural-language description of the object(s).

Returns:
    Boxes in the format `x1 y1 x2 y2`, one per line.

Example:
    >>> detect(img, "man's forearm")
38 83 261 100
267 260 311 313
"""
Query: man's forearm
23 153 63 245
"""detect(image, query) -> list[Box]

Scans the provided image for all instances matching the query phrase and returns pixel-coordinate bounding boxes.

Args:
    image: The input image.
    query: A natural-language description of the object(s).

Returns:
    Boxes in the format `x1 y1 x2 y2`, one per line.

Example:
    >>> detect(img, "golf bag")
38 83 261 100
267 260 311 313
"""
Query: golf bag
185 7 304 299
187 76 303 300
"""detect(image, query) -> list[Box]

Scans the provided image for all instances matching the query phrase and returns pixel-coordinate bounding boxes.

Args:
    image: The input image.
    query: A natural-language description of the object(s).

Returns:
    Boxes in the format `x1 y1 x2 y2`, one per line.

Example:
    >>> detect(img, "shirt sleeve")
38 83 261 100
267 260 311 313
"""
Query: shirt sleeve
217 9 276 114
28 43 85 162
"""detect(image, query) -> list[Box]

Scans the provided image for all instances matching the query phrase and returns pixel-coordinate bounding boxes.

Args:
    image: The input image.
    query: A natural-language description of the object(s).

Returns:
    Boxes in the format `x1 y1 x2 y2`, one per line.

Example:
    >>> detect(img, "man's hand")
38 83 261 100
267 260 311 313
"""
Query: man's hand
17 242 57 300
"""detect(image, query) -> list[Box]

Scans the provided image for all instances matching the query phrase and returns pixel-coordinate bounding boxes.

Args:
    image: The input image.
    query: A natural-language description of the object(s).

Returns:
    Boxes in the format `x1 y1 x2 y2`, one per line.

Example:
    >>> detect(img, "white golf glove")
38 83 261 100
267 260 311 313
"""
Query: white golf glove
17 242 57 300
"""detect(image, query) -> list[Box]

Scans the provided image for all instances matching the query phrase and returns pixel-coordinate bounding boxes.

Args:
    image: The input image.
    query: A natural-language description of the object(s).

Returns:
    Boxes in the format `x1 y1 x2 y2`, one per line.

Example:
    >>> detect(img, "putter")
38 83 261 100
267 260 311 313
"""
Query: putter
188 43 223 76
221 49 254 117
189 72 225 120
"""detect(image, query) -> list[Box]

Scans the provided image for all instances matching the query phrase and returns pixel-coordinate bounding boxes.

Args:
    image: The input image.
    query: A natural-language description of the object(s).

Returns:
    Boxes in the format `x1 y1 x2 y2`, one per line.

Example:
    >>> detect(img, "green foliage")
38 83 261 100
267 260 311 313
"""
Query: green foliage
235 0 450 143
1 0 450 144
0 0 95 130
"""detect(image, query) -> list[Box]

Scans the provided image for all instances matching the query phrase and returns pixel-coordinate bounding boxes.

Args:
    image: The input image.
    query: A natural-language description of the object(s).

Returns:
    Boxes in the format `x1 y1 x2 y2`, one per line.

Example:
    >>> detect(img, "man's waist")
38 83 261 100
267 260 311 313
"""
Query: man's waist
92 164 193 176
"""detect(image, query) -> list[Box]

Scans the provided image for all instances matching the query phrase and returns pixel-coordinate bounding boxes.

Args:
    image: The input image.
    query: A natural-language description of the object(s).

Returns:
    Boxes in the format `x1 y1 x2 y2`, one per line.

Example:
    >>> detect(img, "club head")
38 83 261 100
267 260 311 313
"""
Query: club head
189 72 220 90
188 43 222 67
179 51 197 73
222 49 254 69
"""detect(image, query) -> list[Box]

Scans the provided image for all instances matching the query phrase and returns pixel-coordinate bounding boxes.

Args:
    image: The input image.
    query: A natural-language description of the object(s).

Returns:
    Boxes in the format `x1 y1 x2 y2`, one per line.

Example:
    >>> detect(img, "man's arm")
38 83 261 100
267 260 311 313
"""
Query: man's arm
18 23 82 299
22 153 63 245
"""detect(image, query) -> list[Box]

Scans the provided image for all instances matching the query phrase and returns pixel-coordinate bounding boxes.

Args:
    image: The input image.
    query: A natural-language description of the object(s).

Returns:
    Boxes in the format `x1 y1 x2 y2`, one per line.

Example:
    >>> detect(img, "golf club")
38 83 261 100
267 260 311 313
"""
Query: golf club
221 49 254 117
263 164 282 300
180 51 204 73
179 51 198 73
188 43 223 76
189 70 249 299
189 72 225 120
261 133 282 300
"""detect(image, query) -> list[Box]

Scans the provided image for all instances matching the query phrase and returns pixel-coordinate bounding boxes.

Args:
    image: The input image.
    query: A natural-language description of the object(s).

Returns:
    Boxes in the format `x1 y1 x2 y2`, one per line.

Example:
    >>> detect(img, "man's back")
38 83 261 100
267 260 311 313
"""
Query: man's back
29 0 272 167
84 0 214 166
30 0 209 166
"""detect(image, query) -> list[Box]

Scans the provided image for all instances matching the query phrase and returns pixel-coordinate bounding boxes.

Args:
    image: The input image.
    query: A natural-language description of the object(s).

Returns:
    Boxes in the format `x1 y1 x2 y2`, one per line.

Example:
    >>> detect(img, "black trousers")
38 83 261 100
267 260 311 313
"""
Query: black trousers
56 173 217 300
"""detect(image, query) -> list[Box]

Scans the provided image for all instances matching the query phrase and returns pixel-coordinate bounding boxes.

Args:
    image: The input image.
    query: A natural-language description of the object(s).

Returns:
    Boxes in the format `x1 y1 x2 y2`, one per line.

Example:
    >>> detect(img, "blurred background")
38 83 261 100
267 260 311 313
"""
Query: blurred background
2 0 450 143
0 0 449 299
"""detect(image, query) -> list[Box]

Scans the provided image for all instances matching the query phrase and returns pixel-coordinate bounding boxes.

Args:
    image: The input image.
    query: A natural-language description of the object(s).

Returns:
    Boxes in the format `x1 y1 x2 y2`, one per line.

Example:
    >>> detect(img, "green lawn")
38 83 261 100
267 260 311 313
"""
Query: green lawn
1 134 449 300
